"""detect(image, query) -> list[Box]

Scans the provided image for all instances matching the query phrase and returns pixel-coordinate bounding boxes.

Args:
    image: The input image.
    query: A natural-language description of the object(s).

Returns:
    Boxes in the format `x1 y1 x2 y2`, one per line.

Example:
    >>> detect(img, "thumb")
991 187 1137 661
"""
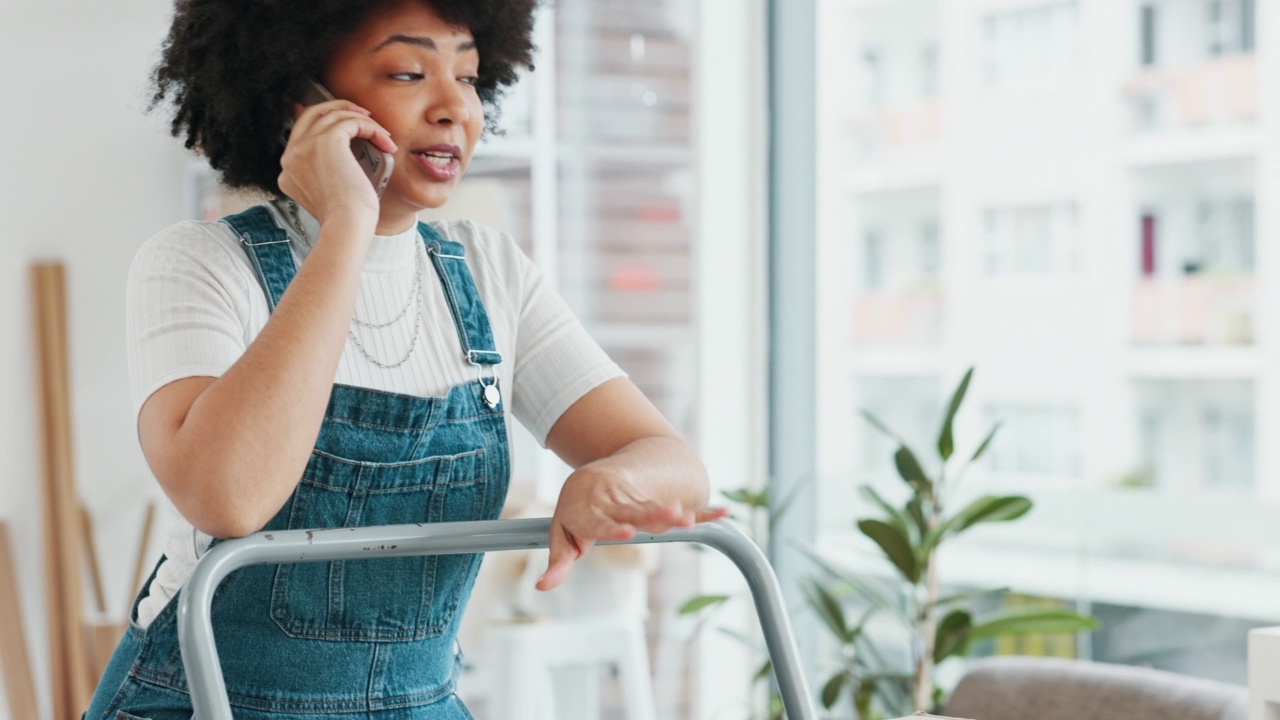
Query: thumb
537 524 581 592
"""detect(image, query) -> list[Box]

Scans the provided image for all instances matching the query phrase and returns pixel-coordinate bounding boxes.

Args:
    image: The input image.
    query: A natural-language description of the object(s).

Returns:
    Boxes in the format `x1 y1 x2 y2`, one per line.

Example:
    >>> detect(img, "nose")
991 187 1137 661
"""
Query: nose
426 75 471 126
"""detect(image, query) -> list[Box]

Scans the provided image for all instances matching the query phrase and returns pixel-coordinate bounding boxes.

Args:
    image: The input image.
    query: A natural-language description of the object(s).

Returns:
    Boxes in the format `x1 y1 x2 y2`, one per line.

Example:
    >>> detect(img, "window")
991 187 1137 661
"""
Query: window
983 203 1078 279
982 2 1080 92
863 229 885 290
1140 5 1159 66
1135 380 1255 491
919 219 940 276
986 405 1081 478
1207 0 1256 57
862 48 886 107
813 0 1275 687
921 43 940 97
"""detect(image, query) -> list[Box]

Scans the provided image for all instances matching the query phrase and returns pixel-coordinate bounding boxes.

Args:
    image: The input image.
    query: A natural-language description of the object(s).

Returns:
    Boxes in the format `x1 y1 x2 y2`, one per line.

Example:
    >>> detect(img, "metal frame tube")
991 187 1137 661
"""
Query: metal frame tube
178 517 817 719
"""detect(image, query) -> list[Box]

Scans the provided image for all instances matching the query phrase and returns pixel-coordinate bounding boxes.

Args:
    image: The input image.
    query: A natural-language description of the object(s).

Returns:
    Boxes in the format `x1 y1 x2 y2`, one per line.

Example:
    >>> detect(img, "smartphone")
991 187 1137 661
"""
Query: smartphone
294 81 395 198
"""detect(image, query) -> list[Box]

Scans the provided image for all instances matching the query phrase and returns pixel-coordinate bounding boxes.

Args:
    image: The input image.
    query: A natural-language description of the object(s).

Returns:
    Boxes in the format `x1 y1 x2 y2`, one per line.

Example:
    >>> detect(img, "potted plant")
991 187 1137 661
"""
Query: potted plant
804 367 1099 717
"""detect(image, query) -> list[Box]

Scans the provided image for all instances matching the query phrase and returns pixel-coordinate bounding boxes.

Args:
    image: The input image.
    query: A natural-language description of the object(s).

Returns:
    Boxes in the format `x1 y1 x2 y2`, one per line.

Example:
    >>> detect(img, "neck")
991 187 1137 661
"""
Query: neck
376 212 417 236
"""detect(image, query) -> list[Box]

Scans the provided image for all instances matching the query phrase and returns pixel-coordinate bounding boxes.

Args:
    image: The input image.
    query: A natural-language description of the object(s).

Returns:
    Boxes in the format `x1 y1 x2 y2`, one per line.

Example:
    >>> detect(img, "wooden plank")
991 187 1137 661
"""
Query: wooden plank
46 264 92 716
32 264 69 720
0 523 39 720
80 506 106 614
33 263 92 718
87 622 124 681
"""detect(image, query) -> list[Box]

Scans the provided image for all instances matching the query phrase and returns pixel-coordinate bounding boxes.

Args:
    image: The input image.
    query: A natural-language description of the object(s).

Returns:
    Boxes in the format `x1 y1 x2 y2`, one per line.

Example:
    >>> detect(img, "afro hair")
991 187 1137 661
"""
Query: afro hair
150 0 538 196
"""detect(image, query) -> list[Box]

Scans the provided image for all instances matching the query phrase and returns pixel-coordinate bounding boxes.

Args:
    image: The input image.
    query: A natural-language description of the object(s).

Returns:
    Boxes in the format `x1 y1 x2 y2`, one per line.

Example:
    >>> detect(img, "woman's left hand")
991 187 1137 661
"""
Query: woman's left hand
536 468 730 591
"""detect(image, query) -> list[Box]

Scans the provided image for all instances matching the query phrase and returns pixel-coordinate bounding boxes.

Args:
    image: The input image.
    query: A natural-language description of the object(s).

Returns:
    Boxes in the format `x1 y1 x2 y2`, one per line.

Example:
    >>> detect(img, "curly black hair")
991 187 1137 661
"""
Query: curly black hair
150 0 538 196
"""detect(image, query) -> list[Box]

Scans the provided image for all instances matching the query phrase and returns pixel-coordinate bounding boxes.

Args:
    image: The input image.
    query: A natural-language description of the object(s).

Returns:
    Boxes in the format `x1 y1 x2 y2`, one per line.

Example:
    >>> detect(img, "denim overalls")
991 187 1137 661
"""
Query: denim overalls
86 206 510 719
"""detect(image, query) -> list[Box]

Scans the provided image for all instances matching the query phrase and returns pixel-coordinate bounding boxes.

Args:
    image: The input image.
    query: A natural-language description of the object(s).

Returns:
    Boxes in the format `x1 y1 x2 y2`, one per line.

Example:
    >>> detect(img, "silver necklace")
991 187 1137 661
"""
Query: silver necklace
282 200 425 370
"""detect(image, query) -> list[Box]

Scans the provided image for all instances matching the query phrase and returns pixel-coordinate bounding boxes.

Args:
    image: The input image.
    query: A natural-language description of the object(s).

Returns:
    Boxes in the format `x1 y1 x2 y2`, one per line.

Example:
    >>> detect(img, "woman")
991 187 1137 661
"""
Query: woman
85 1 724 717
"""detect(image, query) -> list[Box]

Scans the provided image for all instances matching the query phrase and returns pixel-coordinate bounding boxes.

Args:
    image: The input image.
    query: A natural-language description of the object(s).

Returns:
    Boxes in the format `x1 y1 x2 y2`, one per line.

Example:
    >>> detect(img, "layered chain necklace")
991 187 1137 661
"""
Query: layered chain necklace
283 201 424 369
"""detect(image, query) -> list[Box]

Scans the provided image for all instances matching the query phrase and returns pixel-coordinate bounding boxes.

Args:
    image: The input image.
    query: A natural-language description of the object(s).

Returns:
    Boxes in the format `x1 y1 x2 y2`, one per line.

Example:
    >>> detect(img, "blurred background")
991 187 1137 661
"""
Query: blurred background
3 0 1280 718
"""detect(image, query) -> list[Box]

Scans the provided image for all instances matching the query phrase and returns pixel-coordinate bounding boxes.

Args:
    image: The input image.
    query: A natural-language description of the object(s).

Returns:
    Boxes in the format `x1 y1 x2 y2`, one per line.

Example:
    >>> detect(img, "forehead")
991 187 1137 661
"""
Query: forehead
347 1 475 49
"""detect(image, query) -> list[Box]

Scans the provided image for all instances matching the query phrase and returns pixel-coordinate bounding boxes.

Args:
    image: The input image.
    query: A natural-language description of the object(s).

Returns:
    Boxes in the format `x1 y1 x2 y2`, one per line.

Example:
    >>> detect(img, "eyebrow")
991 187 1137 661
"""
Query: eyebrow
372 34 478 54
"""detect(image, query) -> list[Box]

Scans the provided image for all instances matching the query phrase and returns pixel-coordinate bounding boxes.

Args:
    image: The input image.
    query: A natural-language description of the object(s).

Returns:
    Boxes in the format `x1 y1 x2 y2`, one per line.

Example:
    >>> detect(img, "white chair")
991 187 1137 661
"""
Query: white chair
1249 627 1280 720
484 614 657 720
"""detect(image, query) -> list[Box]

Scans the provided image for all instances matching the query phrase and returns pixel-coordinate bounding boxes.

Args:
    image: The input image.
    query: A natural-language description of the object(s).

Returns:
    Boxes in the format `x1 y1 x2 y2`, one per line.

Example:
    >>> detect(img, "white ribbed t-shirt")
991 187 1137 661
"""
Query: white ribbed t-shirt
126 200 623 627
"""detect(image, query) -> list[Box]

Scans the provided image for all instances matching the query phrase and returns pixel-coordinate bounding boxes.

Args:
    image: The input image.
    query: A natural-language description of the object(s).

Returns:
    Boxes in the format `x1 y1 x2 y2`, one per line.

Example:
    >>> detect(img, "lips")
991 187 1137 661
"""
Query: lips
409 143 462 181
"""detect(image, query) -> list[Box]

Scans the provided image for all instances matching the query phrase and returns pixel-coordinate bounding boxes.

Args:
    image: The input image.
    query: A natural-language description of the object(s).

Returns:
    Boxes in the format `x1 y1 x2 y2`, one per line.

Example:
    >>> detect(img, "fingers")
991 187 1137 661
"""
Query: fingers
537 523 592 592
289 99 369 134
301 109 396 152
694 507 731 523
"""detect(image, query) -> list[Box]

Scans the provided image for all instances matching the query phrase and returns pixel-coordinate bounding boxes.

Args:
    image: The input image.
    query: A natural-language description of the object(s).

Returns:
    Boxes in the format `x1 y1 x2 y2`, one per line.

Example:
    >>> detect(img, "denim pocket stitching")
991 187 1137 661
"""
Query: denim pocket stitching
309 447 485 469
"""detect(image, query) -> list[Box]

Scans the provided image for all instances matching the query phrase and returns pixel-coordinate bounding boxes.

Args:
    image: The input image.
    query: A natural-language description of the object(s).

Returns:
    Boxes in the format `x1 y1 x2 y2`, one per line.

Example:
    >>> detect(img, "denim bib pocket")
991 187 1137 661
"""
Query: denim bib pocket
269 448 488 642
113 712 192 720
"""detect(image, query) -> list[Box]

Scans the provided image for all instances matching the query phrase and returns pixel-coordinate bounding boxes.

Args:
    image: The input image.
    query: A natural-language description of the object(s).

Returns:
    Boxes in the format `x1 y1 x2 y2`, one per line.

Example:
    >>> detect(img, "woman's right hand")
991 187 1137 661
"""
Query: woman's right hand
277 99 397 230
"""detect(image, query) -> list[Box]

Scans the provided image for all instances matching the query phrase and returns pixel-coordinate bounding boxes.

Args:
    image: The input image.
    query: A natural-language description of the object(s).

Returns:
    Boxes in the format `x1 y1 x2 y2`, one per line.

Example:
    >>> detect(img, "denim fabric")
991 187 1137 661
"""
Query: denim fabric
421 230 502 368
223 210 293 313
86 206 506 719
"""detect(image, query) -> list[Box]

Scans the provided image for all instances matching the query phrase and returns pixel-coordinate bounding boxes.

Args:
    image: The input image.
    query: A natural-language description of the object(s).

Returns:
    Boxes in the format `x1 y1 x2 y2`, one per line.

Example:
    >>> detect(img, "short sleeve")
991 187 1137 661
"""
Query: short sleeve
499 240 626 445
126 221 259 418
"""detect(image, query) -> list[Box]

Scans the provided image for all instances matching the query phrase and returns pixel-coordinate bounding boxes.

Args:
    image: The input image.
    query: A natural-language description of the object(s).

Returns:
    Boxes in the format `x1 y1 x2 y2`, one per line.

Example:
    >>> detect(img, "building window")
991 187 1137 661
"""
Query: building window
1140 4 1159 66
983 203 1078 279
919 219 941 276
863 229 885 290
1191 197 1254 275
862 48 886 107
986 405 1082 478
1136 380 1255 491
921 43 940 98
1206 0 1256 58
982 2 1080 91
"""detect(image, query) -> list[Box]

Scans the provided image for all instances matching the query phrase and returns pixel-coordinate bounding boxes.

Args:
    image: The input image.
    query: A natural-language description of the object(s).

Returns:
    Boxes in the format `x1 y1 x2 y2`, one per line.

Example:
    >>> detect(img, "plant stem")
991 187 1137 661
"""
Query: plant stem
913 508 940 711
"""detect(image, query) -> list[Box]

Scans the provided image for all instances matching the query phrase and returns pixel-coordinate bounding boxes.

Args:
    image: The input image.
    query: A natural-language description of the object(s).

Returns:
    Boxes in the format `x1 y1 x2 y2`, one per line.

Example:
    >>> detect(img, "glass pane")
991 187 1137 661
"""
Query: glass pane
453 2 702 718
815 0 1271 698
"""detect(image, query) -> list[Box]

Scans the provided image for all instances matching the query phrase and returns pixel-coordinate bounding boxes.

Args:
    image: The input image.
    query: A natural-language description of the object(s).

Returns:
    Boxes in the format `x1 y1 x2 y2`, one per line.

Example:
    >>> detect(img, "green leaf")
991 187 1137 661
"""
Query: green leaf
821 672 848 709
905 497 928 539
858 519 920 583
860 486 911 538
754 658 773 685
722 487 768 509
968 608 1099 641
768 693 785 720
804 580 850 642
894 446 932 494
970 422 1002 462
951 495 1033 534
930 586 1008 612
923 496 1031 556
855 676 880 717
937 367 974 461
860 409 903 443
933 608 973 664
676 594 730 615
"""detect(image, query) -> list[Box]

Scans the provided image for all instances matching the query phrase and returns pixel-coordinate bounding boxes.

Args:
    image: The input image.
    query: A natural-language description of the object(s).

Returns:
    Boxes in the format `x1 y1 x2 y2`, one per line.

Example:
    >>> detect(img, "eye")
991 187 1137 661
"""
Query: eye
458 75 480 87
389 72 424 81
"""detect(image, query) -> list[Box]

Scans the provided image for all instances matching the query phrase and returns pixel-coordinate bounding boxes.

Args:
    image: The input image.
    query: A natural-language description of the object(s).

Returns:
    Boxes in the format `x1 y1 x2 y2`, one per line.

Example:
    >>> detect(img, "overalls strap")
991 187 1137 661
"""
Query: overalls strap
419 223 503 367
221 206 295 312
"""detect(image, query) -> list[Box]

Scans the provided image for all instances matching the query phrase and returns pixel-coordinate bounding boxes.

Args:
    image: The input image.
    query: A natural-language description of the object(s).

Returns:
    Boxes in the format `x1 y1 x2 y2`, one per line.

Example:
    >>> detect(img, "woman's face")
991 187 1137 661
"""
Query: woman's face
323 0 484 222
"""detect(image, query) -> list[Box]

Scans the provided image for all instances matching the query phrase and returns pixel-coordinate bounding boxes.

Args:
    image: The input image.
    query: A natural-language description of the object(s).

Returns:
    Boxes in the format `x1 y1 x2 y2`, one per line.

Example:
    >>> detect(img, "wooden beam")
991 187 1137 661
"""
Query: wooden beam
0 523 39 720
32 263 92 718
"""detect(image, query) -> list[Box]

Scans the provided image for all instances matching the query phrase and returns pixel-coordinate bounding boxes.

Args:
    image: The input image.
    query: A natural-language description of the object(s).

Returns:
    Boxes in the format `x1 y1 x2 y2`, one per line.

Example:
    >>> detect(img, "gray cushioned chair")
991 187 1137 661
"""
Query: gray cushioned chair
942 656 1248 720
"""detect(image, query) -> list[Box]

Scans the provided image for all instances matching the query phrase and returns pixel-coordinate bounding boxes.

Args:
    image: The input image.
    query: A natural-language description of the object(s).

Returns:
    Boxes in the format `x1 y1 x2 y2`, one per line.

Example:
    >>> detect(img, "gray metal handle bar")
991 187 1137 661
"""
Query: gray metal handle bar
178 517 818 719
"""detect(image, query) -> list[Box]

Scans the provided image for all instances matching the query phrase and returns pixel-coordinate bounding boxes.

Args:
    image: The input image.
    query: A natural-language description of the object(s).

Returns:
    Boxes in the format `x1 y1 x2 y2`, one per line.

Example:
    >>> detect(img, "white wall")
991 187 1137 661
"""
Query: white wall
0 4 187 718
